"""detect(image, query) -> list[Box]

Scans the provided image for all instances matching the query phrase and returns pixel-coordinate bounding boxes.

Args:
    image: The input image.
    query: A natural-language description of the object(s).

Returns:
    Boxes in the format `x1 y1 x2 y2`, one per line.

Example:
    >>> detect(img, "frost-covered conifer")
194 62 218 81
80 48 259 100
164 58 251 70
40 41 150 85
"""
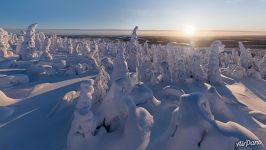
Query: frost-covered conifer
259 52 266 79
90 41 100 65
207 40 223 84
126 26 139 72
20 23 38 60
160 61 171 83
239 42 253 70
40 38 53 61
67 39 74 54
15 35 24 54
189 54 205 81
111 46 129 81
100 57 113 75
67 80 96 150
0 28 10 57
92 66 110 106
175 57 187 81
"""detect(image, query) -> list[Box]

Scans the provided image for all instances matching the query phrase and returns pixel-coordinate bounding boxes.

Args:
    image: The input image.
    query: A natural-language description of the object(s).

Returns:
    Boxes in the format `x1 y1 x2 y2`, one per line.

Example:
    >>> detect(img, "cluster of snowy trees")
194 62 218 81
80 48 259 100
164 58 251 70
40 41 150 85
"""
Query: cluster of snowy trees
1 23 266 81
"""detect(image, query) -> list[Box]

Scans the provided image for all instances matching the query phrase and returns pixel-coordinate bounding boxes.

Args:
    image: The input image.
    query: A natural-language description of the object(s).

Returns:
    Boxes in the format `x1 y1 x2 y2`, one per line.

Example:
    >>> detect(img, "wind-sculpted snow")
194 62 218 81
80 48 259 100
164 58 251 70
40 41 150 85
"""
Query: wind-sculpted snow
148 93 264 150
0 24 266 150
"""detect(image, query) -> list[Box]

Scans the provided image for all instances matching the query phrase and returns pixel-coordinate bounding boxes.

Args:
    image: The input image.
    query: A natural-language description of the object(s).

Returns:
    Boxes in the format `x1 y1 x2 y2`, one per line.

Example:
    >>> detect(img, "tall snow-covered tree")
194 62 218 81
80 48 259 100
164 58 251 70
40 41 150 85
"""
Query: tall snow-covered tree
92 66 110 106
20 23 38 60
0 28 9 57
259 52 266 79
126 26 139 72
40 38 53 61
67 79 96 150
207 40 223 84
90 40 100 65
160 61 171 83
189 53 205 81
111 46 129 81
239 42 253 70
66 39 74 54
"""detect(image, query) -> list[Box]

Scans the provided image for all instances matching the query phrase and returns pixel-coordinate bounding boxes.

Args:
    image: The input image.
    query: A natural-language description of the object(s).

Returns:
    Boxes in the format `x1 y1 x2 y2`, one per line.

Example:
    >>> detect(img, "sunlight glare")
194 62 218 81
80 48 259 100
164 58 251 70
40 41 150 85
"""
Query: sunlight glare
184 25 195 36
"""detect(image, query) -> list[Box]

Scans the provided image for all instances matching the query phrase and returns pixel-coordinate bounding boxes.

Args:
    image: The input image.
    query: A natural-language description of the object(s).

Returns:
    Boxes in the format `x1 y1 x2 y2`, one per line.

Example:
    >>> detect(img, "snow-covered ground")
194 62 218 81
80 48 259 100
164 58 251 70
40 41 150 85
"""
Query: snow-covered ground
0 24 265 150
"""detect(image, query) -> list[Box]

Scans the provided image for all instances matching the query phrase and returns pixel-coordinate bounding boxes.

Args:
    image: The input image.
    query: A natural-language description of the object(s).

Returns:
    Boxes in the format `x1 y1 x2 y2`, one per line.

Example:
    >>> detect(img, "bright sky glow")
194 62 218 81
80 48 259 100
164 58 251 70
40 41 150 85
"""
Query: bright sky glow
0 0 266 31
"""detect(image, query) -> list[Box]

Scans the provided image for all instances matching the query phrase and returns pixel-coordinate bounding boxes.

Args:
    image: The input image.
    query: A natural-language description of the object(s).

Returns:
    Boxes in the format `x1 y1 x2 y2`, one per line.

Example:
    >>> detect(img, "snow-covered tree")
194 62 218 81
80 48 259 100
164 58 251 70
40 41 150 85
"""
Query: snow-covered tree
40 38 53 61
82 42 91 56
207 40 223 84
239 42 262 79
0 28 9 57
189 54 205 81
174 57 187 82
90 41 100 65
15 35 24 54
50 34 57 50
67 39 74 54
126 26 139 72
67 79 96 150
239 42 253 70
73 43 81 56
92 66 110 106
35 32 46 51
160 61 171 83
100 57 113 75
111 46 129 81
20 23 38 60
259 52 266 79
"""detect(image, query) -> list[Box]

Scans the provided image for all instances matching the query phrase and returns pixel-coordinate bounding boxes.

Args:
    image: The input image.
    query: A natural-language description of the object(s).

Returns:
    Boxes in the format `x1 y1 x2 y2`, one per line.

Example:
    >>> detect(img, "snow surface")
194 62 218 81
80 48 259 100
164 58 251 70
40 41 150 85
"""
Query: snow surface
0 24 265 150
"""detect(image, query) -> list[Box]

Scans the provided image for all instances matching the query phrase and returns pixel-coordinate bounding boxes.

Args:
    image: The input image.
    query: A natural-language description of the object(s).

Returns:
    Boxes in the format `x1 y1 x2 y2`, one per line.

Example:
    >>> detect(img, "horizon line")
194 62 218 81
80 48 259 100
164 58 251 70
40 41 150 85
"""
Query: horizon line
4 28 266 33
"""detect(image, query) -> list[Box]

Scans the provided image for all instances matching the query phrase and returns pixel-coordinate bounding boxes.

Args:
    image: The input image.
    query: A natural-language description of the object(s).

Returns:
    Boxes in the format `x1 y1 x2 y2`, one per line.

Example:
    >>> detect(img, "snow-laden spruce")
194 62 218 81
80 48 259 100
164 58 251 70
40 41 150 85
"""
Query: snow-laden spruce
19 23 38 60
239 41 253 70
111 45 129 81
207 40 223 84
67 79 96 150
259 52 266 79
126 26 139 72
40 38 53 61
239 42 262 79
92 66 110 106
189 53 206 81
0 28 10 58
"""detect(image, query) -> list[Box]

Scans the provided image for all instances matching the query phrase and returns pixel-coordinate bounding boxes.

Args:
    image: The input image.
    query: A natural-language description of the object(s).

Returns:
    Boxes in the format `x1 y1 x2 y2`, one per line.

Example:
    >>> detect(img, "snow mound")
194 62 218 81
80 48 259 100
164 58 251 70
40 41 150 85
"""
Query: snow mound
148 92 264 150
162 85 185 99
249 111 266 125
204 86 261 128
0 74 29 88
63 91 80 102
29 83 52 95
0 90 16 106
130 82 161 110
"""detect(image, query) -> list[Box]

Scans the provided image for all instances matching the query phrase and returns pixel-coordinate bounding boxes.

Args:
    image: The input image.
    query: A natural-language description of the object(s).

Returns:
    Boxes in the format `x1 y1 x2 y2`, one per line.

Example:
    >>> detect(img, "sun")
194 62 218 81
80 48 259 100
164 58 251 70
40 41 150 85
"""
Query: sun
184 25 195 36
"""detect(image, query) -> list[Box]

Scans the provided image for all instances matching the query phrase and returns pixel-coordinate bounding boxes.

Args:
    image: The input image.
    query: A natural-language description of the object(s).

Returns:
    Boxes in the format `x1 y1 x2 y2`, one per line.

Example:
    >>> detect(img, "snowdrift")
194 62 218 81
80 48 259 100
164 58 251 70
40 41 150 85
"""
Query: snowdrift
0 90 15 106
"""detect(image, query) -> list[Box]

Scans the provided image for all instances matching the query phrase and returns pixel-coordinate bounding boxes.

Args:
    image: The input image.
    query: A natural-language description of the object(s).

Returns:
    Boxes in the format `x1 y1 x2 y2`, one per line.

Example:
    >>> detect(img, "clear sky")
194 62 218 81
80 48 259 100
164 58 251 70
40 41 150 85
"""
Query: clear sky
1 0 266 31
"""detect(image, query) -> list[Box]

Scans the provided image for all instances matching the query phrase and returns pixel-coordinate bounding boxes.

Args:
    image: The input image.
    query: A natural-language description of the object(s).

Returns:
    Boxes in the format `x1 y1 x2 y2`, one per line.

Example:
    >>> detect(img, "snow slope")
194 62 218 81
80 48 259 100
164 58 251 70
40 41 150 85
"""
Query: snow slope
0 76 94 150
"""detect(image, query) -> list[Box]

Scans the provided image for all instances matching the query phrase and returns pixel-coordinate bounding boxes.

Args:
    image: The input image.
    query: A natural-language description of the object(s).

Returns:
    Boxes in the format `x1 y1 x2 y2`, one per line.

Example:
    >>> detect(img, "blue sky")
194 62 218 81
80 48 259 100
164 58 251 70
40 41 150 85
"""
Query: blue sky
0 0 266 31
